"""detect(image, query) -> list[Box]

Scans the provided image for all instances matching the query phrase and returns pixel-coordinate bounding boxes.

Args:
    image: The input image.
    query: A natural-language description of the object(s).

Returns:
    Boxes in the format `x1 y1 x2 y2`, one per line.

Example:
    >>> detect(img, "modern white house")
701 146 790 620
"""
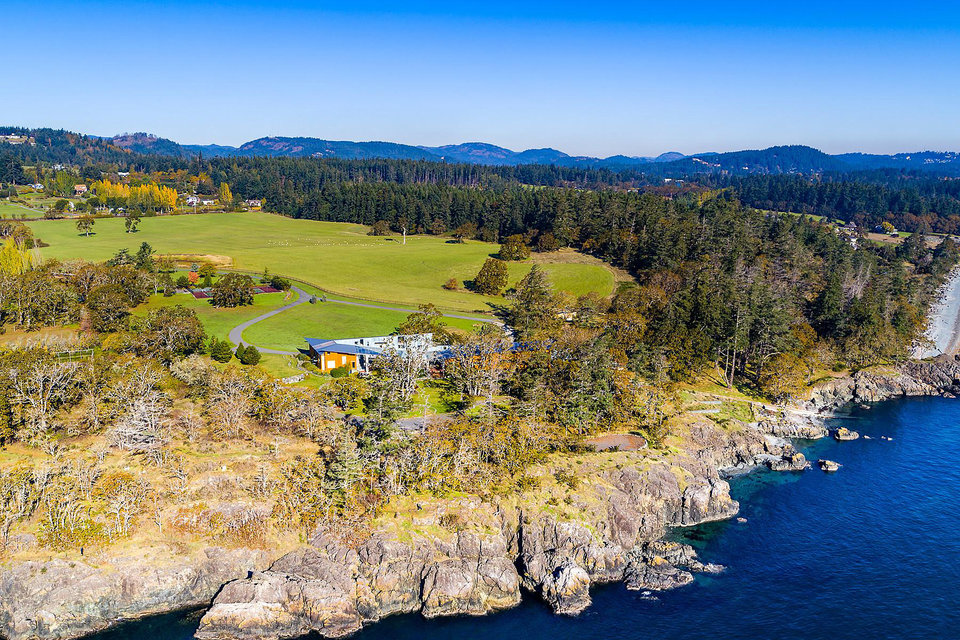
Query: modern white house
305 333 446 373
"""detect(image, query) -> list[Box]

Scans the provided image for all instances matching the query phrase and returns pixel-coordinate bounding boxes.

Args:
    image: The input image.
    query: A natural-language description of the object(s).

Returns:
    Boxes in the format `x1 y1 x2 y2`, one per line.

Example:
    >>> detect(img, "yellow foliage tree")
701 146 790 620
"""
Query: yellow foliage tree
91 179 130 199
218 183 233 211
0 237 35 275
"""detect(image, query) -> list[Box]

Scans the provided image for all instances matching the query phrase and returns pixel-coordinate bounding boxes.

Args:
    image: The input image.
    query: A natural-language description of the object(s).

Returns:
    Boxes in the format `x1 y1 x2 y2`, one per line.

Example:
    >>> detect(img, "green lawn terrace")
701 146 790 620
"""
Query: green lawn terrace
26 212 619 313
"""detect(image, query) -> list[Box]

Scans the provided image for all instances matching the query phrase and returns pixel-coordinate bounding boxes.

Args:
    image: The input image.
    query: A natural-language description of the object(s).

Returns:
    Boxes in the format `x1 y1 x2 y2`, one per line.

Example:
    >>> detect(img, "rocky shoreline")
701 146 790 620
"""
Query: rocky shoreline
4 356 960 640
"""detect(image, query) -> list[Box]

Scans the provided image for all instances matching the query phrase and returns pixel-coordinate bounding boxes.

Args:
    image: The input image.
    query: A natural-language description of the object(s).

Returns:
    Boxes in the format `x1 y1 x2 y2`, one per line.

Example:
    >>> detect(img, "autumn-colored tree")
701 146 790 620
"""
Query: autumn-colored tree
453 222 477 243
218 182 233 210
0 237 35 275
758 352 808 402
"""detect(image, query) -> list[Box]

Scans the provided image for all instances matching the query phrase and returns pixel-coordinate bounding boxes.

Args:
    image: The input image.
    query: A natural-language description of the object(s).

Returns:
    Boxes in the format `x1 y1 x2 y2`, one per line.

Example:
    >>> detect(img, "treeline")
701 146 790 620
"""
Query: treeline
706 172 960 233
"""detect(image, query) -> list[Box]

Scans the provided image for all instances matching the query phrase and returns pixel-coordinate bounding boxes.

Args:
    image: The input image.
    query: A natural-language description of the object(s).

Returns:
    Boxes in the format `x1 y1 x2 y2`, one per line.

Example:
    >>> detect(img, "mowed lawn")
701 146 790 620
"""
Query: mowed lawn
26 213 615 313
0 201 41 218
242 298 482 352
134 290 294 342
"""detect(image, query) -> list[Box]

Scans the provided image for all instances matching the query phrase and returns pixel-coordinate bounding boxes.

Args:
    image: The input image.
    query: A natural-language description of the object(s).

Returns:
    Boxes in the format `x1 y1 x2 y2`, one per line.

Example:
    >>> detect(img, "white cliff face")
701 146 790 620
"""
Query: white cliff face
914 268 960 359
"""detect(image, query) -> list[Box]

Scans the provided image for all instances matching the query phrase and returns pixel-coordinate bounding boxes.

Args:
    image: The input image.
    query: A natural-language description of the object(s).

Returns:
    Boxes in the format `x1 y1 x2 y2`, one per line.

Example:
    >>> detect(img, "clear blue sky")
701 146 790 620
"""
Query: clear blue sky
2 1 959 156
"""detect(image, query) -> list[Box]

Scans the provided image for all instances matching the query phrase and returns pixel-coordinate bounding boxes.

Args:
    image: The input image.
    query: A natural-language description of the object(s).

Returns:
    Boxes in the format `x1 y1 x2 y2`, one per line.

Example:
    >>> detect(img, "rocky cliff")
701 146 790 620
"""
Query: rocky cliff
0 546 266 640
806 357 960 411
195 415 799 640
7 357 958 640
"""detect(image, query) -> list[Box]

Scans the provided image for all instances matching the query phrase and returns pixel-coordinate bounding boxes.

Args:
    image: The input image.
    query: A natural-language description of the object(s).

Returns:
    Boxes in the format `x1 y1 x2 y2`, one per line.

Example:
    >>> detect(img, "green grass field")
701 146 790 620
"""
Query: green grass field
134 280 479 355
0 201 41 219
242 296 481 352
26 212 616 313
134 290 293 341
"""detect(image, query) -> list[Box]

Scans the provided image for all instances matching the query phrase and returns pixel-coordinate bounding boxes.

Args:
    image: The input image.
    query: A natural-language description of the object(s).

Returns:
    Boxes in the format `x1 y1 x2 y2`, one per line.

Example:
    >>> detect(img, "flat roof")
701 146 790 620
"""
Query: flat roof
306 339 381 356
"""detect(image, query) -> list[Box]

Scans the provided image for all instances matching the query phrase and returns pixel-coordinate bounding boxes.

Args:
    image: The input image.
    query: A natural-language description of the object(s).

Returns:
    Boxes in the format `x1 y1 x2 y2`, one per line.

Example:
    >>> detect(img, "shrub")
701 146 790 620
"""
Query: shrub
498 234 530 261
240 345 261 366
329 365 351 378
553 468 581 490
209 337 234 363
176 275 190 289
442 277 459 290
268 275 291 291
368 220 391 236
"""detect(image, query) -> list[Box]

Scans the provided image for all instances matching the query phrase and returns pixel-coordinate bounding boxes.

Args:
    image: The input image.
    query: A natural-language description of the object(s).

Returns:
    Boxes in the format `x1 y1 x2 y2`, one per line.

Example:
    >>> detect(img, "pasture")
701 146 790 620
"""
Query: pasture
26 212 617 313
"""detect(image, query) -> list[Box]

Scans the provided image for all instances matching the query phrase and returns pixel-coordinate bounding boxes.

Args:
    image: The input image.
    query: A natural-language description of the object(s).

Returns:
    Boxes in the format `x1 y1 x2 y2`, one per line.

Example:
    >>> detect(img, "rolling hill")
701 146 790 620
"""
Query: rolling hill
5 126 960 177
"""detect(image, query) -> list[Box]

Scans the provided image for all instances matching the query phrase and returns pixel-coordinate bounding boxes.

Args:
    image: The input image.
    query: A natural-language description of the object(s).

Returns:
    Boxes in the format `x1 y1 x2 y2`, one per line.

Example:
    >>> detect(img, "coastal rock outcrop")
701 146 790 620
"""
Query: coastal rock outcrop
199 417 753 639
0 546 266 640
767 451 808 471
833 427 859 441
818 459 841 472
19 358 960 640
808 358 960 412
539 561 592 615
196 530 521 640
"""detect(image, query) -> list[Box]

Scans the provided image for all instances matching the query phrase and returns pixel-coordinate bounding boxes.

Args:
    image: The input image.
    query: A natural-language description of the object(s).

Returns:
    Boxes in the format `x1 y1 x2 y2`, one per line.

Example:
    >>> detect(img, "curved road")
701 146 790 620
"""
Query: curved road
228 286 311 354
228 286 499 355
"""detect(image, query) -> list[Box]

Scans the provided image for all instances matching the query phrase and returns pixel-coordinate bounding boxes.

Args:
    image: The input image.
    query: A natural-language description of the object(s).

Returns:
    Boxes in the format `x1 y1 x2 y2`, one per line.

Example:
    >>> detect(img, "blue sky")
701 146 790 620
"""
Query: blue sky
2 1 959 156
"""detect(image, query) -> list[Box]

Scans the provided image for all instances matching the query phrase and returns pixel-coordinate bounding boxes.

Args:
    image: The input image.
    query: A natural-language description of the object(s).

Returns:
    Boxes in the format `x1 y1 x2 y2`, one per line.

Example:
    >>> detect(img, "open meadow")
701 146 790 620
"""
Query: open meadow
26 212 617 313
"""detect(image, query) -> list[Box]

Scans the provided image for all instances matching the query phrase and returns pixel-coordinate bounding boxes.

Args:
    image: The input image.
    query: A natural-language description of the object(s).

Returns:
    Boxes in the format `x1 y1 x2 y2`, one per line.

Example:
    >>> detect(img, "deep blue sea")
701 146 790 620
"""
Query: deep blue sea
92 397 960 640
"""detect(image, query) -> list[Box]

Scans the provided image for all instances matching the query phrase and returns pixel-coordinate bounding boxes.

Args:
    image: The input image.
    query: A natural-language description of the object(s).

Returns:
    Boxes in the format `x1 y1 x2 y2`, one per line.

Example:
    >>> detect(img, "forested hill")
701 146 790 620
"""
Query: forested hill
7 126 960 175
9 127 960 234
703 172 960 234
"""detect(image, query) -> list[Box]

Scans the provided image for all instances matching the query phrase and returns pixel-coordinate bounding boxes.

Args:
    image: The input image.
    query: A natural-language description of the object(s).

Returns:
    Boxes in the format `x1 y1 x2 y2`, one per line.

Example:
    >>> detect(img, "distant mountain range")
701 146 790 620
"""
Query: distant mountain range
110 133 690 168
7 128 960 176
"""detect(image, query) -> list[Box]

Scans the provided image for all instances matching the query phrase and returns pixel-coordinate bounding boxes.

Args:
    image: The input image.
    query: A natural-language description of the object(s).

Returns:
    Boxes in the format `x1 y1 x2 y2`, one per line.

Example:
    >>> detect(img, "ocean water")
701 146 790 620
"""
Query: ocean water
90 397 960 640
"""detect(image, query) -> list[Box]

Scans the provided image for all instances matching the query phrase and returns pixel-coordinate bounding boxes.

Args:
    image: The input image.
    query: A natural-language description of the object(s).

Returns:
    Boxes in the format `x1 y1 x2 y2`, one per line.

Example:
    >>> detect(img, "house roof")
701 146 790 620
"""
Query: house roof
306 338 381 356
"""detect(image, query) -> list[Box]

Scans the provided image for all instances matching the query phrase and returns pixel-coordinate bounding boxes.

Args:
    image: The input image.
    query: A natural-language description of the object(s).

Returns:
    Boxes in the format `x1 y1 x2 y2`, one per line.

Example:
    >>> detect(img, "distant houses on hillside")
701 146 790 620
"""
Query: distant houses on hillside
0 134 34 145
